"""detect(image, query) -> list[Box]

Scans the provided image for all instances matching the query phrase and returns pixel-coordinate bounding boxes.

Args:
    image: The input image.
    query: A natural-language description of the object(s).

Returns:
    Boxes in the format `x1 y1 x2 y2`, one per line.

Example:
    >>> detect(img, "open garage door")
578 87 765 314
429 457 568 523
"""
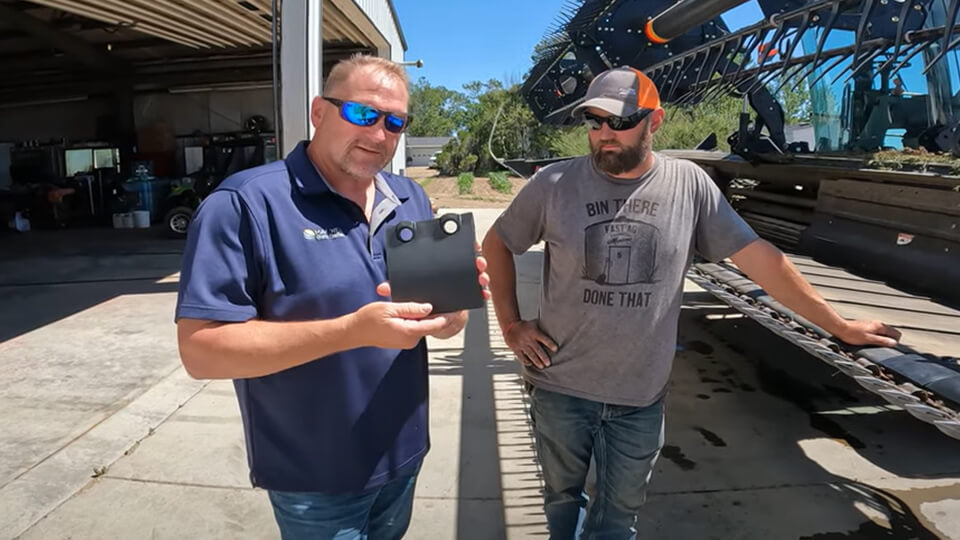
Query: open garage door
0 0 405 235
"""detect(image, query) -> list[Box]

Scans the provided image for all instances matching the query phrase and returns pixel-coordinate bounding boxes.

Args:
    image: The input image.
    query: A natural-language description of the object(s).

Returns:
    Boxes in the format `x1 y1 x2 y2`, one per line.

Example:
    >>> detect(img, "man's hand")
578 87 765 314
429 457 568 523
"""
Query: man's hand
351 301 449 349
425 310 469 339
473 252 492 300
835 320 902 348
371 291 469 340
504 320 558 370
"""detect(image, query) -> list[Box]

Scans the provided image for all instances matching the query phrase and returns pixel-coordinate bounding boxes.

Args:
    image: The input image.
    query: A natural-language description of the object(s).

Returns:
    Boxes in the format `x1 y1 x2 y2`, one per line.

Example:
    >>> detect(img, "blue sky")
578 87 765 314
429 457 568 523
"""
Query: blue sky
393 1 765 92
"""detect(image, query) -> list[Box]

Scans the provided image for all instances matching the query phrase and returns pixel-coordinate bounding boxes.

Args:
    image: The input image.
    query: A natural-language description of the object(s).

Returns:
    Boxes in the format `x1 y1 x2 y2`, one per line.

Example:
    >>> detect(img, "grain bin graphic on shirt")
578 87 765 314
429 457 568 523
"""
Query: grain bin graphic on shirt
584 216 660 285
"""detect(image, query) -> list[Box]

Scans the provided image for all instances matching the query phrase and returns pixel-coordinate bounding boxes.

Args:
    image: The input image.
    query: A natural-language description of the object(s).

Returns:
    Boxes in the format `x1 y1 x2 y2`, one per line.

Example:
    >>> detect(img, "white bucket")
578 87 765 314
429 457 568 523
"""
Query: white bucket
112 213 126 229
132 210 150 229
121 213 134 228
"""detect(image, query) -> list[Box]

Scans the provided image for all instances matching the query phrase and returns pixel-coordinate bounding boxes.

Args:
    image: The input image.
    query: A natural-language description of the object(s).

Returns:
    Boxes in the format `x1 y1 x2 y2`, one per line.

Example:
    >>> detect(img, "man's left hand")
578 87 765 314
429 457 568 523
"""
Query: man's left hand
836 320 902 347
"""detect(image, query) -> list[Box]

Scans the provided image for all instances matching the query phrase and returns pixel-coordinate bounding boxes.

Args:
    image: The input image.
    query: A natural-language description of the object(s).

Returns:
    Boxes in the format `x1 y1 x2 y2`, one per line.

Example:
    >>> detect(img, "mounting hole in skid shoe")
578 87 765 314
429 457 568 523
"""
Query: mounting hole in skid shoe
396 224 415 242
441 217 459 235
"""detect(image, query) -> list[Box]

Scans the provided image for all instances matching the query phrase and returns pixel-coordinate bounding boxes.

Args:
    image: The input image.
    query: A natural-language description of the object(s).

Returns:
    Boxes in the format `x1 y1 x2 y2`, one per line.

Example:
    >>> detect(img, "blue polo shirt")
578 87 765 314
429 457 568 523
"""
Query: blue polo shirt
175 141 434 493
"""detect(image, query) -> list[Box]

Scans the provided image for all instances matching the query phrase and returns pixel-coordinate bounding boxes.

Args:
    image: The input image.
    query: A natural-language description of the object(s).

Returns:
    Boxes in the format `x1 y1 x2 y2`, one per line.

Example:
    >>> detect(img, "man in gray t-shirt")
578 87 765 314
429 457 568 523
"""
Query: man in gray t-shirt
493 149 757 407
483 67 901 539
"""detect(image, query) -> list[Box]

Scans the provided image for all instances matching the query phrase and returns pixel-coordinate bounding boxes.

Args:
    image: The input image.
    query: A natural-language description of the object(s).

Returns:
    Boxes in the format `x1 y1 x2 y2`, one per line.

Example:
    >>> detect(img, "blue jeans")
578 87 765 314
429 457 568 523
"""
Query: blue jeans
267 471 419 540
528 384 665 540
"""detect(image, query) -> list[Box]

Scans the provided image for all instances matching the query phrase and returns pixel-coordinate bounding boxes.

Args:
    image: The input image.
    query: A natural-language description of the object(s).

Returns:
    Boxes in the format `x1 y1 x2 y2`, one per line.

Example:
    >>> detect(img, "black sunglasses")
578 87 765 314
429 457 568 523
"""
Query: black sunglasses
323 97 411 134
582 109 653 131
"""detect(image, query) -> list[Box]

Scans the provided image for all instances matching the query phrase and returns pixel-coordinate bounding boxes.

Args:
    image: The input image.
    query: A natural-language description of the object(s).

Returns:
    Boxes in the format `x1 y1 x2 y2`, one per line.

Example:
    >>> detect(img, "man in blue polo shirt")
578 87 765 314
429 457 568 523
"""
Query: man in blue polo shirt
175 55 488 539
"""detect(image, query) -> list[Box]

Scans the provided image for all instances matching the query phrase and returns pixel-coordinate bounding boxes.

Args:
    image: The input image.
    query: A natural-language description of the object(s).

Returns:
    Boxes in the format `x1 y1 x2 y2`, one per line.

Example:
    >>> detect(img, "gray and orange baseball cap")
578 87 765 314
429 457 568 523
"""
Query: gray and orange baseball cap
572 67 661 118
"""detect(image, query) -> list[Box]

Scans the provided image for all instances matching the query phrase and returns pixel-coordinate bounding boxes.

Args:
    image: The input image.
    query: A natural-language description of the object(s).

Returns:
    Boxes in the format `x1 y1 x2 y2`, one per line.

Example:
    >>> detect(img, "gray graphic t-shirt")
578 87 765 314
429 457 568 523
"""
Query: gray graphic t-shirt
494 153 758 406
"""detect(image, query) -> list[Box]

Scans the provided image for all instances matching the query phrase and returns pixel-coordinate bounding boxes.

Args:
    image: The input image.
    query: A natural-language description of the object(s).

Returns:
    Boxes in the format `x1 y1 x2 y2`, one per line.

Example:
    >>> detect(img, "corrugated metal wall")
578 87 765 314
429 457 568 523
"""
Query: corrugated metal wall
353 0 404 63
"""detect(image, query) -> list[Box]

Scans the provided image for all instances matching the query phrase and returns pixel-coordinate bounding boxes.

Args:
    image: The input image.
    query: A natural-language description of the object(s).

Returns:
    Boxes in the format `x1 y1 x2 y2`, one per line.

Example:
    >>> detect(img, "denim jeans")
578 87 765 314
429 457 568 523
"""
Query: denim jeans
267 470 419 540
528 384 665 540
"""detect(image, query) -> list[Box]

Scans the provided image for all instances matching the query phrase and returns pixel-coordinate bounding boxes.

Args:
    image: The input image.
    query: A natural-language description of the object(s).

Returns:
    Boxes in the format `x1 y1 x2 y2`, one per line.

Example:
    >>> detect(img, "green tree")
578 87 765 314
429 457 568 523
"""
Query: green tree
541 95 742 156
549 125 590 157
776 78 813 123
653 94 743 151
407 77 464 137
426 74 813 170
436 80 556 174
544 80 811 156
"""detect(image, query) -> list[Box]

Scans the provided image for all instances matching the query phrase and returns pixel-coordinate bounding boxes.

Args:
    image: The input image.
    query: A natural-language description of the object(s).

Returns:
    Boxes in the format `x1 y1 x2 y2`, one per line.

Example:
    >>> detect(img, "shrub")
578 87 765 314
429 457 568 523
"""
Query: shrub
488 171 512 194
457 172 474 195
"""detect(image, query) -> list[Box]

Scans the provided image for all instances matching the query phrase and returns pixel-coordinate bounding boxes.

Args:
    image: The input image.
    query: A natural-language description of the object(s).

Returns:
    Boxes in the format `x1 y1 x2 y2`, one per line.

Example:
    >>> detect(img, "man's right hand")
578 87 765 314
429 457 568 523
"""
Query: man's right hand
351 301 449 349
504 320 558 370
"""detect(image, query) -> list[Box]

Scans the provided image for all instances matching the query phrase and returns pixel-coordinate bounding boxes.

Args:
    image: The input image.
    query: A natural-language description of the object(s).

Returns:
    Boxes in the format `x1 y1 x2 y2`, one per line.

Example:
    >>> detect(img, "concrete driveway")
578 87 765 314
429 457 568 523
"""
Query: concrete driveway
1 211 958 539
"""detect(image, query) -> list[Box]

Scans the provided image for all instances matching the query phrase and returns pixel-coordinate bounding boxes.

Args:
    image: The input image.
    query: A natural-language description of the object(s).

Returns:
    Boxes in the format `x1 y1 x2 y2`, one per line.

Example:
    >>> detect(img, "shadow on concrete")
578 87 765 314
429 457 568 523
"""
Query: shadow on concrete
800 482 944 539
0 227 183 343
433 240 952 538
696 301 960 480
675 294 952 538
428 250 549 539
423 231 954 538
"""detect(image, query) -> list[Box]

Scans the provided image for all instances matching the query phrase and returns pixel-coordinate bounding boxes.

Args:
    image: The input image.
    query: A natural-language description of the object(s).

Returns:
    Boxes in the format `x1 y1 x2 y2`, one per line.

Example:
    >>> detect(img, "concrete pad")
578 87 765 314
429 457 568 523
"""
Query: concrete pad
920 499 960 540
418 245 547 539
418 353 463 499
10 207 959 539
797 438 960 490
673 288 960 538
0 254 183 286
106 380 250 489
0 278 180 343
0 368 206 537
0 227 183 260
493 373 549 540
19 478 275 540
429 304 513 523
0 292 182 488
443 207 500 240
640 484 911 539
654 344 840 492
406 498 543 540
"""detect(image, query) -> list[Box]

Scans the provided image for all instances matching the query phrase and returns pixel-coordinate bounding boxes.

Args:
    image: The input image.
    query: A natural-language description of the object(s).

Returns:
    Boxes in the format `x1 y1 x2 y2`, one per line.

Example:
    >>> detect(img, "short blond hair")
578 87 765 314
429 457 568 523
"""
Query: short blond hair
324 54 408 95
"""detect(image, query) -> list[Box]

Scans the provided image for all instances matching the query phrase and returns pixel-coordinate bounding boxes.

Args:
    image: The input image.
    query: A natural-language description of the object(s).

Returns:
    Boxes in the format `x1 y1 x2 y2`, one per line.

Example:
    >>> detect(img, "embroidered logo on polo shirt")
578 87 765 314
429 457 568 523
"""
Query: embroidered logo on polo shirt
303 227 345 241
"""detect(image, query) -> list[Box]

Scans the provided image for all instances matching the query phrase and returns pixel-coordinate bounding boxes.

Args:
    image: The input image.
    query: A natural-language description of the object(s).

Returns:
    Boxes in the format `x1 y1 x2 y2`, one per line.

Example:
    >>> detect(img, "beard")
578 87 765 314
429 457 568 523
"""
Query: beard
339 141 393 179
590 128 651 176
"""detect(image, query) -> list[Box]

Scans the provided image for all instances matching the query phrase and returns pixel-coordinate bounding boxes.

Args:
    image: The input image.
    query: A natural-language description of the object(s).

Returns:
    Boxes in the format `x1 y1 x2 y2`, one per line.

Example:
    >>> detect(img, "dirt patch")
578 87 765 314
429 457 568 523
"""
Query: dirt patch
406 166 438 180
406 167 524 209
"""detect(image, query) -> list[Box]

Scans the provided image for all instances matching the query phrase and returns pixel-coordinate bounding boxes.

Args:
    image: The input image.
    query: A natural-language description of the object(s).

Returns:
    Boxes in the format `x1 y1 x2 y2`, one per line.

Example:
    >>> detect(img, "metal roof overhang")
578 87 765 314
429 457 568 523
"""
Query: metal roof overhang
0 0 386 103
14 0 383 50
19 0 275 49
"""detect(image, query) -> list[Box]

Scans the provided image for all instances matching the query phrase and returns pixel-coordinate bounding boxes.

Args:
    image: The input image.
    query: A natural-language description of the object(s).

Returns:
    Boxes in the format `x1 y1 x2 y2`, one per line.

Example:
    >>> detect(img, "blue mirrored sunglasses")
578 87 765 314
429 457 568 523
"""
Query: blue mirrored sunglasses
323 97 411 134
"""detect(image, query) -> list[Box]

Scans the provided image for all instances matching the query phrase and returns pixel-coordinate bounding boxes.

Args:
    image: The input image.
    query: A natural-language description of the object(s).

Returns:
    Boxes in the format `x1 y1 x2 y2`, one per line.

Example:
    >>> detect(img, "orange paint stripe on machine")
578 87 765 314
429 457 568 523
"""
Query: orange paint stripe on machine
644 19 669 44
